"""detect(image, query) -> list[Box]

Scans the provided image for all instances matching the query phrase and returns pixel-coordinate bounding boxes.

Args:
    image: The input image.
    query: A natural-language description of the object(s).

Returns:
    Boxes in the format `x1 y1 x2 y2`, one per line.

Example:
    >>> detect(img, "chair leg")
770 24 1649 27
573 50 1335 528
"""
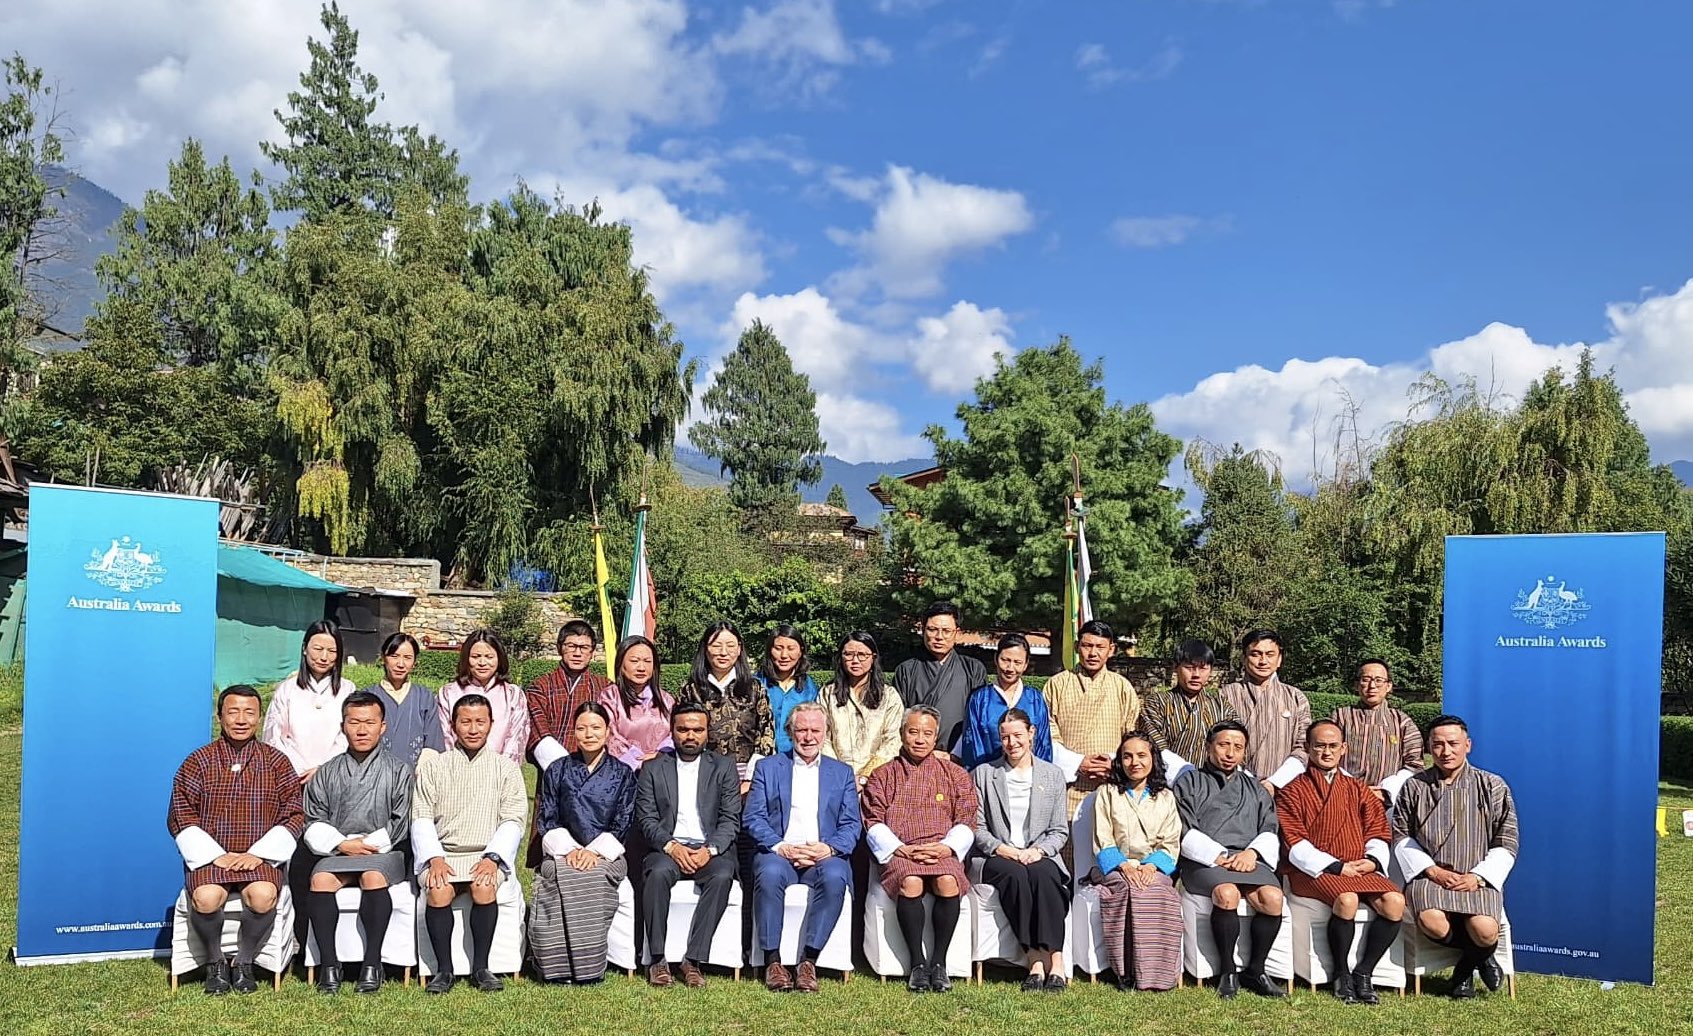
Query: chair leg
974 963 982 984
273 970 283 991
734 967 741 982
1414 974 1421 996
1508 973 1516 1000
404 967 412 986
307 966 315 985
170 974 179 992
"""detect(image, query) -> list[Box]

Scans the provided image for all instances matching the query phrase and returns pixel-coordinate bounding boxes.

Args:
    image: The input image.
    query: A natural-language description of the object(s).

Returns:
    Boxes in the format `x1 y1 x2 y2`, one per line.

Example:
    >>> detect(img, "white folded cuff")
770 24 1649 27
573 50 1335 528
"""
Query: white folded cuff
586 832 626 860
303 821 347 857
1247 831 1279 869
411 818 445 874
942 824 975 862
1380 769 1414 803
175 826 225 870
1288 839 1339 879
365 828 393 853
249 826 297 866
541 827 581 858
533 736 568 772
1394 836 1435 879
1471 847 1516 889
487 820 523 871
1051 741 1084 783
746 753 765 781
1161 750 1193 782
1268 757 1306 789
1364 838 1390 875
1180 828 1228 866
866 823 903 864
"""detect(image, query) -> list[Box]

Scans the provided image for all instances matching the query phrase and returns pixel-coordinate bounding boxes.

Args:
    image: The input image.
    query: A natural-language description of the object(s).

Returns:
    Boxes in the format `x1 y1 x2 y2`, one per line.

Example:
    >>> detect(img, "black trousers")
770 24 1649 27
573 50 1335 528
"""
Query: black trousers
982 855 1070 953
642 849 737 964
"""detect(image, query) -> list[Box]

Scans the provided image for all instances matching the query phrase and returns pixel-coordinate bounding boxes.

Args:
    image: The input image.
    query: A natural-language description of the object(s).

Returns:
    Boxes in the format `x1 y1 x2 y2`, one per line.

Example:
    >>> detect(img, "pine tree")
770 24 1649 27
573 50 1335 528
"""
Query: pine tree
825 483 848 510
689 319 826 512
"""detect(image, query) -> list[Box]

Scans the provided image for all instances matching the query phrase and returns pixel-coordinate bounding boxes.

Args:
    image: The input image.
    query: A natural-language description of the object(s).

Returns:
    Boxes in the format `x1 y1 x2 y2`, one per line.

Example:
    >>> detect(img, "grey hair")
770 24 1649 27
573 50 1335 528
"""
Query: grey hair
902 704 942 726
785 700 831 738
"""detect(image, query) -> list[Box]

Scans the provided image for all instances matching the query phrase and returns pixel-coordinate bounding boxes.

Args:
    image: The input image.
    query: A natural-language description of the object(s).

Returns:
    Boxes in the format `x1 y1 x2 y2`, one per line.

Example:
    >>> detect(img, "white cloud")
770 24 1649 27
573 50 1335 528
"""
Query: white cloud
574 182 766 301
1152 279 1693 481
815 392 930 463
721 286 893 390
828 164 1033 299
1074 39 1183 89
711 0 888 99
1110 214 1232 249
909 301 1013 393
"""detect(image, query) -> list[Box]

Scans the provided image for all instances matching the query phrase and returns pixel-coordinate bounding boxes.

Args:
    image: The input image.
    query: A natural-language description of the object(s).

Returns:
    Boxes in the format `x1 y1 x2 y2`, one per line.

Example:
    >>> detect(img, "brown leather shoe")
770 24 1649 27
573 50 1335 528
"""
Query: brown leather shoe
647 962 674 987
795 960 821 993
679 960 707 988
765 960 793 992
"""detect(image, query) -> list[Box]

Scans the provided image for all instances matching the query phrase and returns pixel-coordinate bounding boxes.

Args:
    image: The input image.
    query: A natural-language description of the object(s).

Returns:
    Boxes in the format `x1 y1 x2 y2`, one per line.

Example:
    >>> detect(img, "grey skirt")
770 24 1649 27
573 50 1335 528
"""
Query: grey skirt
1177 859 1279 897
312 850 407 884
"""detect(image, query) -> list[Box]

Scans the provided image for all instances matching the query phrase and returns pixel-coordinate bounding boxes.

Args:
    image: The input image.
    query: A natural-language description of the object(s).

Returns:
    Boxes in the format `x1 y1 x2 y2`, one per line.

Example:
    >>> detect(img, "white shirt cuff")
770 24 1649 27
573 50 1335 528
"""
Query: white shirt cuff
1288 839 1339 879
487 820 524 871
1051 741 1084 783
1180 828 1228 866
249 826 298 866
1247 831 1279 869
534 736 568 772
1380 769 1414 802
942 824 975 862
303 821 347 857
1268 757 1306 788
541 828 581 858
1364 838 1390 874
867 822 903 864
365 828 393 853
1394 835 1436 879
1471 847 1516 889
411 818 445 873
175 826 225 870
1161 750 1193 782
586 832 626 860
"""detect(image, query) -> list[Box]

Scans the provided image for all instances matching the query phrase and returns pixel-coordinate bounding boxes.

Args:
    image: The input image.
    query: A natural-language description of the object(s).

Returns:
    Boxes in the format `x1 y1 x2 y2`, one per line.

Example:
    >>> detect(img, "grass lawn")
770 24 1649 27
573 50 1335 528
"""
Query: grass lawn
0 679 1686 1034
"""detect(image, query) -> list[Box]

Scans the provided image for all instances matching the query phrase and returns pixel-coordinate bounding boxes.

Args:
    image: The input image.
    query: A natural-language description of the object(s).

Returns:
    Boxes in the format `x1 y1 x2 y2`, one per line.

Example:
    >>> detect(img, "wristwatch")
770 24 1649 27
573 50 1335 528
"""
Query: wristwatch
707 845 720 857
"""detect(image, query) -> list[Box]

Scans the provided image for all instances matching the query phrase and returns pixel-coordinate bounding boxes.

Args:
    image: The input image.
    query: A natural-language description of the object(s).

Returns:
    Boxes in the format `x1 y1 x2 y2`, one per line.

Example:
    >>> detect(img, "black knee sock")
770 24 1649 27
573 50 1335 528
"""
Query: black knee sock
358 890 393 968
189 908 224 961
307 891 341 969
235 905 274 966
929 896 961 967
1209 908 1241 975
425 905 455 974
895 896 927 966
1246 911 1282 975
469 901 497 973
1449 920 1486 976
1326 914 1355 977
1357 914 1399 975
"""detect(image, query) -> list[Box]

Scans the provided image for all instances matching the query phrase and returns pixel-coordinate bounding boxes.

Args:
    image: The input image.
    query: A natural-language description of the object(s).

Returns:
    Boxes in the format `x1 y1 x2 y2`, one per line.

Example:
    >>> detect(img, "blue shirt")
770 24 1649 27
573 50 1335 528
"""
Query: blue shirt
957 683 1054 771
761 674 820 754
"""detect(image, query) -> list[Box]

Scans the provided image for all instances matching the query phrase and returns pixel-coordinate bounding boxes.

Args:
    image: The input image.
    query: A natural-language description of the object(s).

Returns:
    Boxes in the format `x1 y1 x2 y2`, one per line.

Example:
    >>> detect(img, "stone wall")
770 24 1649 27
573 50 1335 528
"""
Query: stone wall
282 554 441 596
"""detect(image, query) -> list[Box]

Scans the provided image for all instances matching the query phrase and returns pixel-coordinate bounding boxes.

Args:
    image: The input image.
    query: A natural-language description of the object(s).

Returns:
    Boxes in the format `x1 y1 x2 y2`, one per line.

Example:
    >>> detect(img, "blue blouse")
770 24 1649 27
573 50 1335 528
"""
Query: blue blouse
957 683 1055 771
538 751 637 846
363 681 444 767
761 674 820 754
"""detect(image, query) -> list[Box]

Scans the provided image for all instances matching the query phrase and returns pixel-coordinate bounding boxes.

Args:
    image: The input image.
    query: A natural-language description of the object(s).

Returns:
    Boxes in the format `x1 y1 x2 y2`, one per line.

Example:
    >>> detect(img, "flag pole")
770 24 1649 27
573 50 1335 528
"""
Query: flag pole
590 488 619 678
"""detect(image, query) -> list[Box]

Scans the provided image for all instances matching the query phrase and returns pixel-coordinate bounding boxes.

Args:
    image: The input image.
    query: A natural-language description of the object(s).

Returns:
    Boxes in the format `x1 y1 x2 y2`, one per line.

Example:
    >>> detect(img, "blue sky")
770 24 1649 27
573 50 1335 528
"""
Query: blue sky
13 0 1693 468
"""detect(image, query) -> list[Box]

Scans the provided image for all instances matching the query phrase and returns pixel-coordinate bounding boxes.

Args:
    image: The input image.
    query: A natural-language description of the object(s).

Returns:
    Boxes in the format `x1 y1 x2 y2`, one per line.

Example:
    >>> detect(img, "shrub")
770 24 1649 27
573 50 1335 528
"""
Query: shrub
1663 716 1693 782
483 589 546 660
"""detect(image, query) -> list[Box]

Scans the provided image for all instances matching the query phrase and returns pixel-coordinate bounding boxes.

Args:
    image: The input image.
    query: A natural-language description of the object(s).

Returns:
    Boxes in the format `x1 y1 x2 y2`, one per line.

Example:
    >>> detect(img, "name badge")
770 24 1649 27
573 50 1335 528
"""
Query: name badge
935 793 946 802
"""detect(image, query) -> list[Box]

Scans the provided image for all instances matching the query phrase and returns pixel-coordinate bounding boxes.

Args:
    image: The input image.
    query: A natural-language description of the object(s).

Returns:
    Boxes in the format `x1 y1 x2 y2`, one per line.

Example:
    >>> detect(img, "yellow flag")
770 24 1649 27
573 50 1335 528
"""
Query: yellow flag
594 525 618 677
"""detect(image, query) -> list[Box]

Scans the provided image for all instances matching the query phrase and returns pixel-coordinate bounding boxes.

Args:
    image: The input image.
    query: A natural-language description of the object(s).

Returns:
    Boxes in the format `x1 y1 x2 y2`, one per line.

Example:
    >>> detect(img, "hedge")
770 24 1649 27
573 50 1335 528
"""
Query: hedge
1663 716 1693 782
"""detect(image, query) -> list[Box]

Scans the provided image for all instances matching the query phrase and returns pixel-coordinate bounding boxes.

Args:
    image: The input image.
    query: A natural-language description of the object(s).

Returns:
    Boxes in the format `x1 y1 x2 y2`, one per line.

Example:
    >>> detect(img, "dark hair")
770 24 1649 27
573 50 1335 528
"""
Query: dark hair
921 600 962 624
759 624 812 685
342 690 386 718
1108 730 1170 796
614 635 669 718
451 693 492 722
1173 640 1215 667
1078 619 1115 643
380 631 421 661
296 619 346 692
571 700 612 727
456 629 510 685
1207 719 1251 745
1355 658 1392 681
1240 628 1283 653
827 631 887 711
684 620 760 702
671 700 711 725
218 685 261 710
1305 718 1342 743
1428 714 1469 736
996 633 1030 656
558 619 598 650
998 707 1033 731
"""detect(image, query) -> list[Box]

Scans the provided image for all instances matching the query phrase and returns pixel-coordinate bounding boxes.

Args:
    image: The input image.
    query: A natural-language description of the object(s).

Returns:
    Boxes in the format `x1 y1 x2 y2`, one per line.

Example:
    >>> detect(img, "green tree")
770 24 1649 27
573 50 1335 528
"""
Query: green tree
0 53 65 444
689 319 825 512
825 483 848 510
885 338 1188 632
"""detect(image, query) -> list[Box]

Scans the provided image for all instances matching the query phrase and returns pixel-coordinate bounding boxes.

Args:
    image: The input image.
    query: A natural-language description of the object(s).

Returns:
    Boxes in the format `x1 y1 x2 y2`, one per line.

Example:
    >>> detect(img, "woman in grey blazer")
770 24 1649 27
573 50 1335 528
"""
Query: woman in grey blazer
972 708 1072 991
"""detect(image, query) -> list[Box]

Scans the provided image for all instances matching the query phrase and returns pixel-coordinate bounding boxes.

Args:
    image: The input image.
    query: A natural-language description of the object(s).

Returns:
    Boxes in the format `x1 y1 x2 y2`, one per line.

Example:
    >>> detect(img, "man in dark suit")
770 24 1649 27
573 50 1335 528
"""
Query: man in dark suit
635 702 743 988
744 701 861 992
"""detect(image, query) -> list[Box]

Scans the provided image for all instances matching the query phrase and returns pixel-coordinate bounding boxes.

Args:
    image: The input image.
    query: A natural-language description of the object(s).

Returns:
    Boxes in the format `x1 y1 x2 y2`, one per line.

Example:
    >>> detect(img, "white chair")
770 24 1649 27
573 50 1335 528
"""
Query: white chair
168 886 298 991
415 872 526 977
863 860 973 981
1286 892 1406 994
607 878 638 974
752 883 855 976
1180 889 1294 990
639 878 746 978
1066 791 1111 981
303 883 418 985
1406 909 1516 998
968 862 1074 983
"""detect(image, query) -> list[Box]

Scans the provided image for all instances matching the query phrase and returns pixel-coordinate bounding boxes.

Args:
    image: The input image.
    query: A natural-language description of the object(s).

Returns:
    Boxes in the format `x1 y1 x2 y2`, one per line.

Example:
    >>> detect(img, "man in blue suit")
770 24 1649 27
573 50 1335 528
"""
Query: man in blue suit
744 701 861 992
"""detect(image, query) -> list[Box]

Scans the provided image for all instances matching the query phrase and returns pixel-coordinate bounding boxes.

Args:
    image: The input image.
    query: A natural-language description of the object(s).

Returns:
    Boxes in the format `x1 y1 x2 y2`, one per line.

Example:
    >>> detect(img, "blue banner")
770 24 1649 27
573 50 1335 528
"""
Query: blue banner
1444 533 1663 985
16 486 218 963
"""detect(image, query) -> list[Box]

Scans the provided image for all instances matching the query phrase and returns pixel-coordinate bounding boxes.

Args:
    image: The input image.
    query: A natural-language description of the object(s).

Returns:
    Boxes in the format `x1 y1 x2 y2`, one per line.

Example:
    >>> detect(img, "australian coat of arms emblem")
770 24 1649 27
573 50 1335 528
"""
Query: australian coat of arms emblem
84 537 167 593
1510 575 1589 630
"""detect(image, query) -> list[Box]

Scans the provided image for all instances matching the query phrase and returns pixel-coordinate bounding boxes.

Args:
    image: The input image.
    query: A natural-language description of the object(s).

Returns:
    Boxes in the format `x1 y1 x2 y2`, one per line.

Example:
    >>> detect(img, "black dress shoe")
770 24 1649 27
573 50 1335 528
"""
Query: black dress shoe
1021 973 1045 992
1350 970 1379 1005
906 964 931 993
1216 972 1240 999
426 970 456 994
472 968 504 993
231 962 258 994
1478 956 1505 992
1044 975 1068 992
928 963 953 993
355 964 383 994
203 959 232 996
1241 970 1287 998
1331 969 1355 1002
1448 974 1477 1000
315 964 342 994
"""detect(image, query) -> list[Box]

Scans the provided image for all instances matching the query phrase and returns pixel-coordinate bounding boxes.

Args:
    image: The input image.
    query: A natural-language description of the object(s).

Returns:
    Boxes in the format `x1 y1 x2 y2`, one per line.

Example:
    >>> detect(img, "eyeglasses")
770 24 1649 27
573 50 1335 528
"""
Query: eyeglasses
840 650 874 660
922 626 958 637
560 642 595 652
1357 677 1391 687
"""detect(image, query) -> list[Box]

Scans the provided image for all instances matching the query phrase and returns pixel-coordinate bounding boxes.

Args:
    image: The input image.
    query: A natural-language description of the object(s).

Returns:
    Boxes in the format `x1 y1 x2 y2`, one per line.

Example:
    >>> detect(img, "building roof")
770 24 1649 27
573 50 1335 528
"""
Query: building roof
217 544 346 593
867 464 947 507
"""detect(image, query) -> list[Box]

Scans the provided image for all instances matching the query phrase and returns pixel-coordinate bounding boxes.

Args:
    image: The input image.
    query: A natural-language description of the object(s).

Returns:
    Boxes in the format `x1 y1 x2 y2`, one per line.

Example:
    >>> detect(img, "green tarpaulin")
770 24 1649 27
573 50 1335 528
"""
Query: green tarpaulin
215 546 345 688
